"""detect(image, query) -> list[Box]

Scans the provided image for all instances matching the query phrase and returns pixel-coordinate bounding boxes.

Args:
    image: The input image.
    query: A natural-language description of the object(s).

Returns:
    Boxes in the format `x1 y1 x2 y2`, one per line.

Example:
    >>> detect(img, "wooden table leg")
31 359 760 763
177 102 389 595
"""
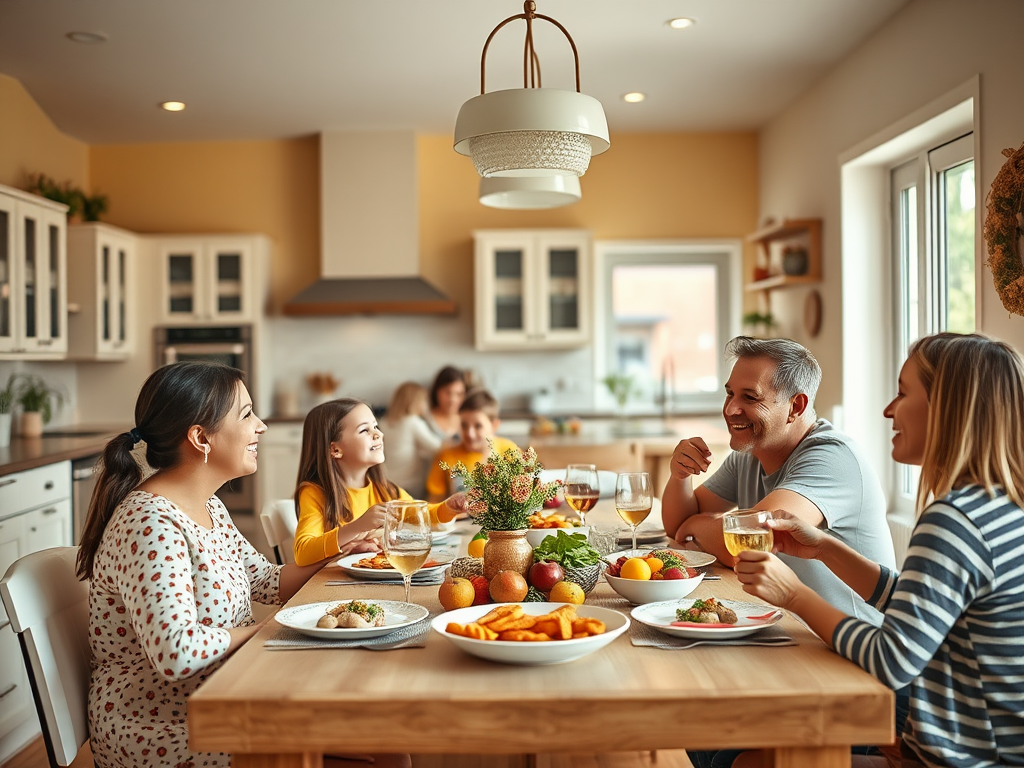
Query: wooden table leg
232 753 322 768
772 746 849 768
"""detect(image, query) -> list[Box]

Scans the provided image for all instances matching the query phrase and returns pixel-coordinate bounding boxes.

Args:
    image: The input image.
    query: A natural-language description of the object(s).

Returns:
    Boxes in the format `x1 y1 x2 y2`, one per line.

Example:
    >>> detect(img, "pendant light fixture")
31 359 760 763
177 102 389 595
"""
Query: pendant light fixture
454 1 609 208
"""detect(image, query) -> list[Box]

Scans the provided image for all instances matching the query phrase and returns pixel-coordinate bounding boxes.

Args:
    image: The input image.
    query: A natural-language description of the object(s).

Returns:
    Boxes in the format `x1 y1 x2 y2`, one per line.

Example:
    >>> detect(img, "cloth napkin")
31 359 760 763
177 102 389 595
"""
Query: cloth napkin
263 616 433 651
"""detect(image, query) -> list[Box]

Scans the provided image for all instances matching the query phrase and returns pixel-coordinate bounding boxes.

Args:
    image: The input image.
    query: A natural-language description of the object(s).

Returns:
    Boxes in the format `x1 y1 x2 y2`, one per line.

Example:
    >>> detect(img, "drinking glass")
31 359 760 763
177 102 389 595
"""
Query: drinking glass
615 472 653 551
722 509 774 556
564 464 600 528
382 500 432 603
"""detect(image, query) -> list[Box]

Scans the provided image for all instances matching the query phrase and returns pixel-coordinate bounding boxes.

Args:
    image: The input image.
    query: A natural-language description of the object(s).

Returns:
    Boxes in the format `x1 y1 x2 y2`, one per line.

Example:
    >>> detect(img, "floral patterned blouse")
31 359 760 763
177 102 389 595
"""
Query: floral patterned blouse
87 490 282 768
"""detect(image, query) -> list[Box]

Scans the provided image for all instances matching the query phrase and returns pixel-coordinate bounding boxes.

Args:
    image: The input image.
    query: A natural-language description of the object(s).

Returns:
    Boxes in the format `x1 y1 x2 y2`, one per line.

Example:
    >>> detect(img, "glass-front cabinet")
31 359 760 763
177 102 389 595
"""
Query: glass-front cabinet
67 223 136 360
0 183 68 359
474 229 591 350
155 236 265 324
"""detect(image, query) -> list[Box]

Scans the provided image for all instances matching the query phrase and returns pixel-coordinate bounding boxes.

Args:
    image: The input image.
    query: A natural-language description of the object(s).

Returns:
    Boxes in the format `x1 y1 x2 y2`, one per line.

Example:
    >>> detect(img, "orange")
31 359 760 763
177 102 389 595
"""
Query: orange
548 581 585 605
619 557 652 581
467 536 487 559
644 556 664 574
438 577 476 611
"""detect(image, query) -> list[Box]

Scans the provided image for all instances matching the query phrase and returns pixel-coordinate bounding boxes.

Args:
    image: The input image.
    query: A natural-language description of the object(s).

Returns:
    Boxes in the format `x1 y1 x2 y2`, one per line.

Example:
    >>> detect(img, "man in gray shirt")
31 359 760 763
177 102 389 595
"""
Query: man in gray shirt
662 336 894 622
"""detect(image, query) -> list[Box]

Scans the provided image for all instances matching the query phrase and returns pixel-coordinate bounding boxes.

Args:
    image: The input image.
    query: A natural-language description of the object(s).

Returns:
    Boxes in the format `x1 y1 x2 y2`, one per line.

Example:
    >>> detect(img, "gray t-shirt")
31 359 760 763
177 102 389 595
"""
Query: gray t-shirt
702 419 895 624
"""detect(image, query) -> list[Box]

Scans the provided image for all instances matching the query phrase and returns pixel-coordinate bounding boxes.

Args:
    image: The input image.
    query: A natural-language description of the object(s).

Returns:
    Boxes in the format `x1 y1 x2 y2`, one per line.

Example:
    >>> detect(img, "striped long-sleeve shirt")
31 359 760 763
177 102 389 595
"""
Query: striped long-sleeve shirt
833 485 1024 767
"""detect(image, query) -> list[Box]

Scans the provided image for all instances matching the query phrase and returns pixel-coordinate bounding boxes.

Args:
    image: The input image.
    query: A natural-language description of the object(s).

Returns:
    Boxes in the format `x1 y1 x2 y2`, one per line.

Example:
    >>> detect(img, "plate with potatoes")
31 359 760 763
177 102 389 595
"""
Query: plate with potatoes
276 599 430 639
432 602 629 665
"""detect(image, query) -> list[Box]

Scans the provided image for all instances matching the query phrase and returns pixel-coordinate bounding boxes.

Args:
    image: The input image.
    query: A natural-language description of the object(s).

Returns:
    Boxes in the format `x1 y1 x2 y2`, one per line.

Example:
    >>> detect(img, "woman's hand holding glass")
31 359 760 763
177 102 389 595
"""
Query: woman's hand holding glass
765 510 829 560
734 551 803 609
382 500 432 603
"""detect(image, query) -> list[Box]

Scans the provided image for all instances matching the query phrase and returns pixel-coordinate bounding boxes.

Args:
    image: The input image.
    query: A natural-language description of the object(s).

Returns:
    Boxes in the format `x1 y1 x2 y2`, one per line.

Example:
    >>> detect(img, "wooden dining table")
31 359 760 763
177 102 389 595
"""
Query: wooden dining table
189 509 893 768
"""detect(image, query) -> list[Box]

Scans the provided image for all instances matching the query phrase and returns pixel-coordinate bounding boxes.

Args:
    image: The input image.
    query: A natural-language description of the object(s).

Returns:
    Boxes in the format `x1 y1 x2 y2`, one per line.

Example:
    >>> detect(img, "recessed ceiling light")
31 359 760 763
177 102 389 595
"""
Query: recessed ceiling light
666 17 696 30
623 92 646 103
160 101 186 112
66 31 108 44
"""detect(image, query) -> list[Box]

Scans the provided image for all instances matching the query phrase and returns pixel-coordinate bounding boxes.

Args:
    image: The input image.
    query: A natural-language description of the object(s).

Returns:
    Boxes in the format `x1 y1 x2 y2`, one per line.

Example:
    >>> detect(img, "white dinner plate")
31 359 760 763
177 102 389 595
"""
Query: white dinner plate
431 529 456 544
335 552 453 580
630 599 783 640
432 602 629 666
607 548 717 569
275 600 429 639
616 526 668 546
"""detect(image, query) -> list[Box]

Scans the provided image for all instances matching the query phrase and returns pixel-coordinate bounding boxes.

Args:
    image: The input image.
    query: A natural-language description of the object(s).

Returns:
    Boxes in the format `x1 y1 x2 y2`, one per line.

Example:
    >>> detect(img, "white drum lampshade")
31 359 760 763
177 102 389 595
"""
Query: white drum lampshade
479 175 582 209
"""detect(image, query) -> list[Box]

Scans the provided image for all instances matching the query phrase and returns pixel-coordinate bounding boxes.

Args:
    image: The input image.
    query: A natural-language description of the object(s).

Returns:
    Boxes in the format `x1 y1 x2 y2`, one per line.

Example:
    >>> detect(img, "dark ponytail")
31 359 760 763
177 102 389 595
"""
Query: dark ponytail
76 361 244 580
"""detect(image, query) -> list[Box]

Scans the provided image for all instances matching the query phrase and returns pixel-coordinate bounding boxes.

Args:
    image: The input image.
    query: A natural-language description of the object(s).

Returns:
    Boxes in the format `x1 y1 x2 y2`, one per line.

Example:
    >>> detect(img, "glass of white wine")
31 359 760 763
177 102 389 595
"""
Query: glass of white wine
722 509 774 556
564 464 600 528
383 500 432 604
615 472 653 551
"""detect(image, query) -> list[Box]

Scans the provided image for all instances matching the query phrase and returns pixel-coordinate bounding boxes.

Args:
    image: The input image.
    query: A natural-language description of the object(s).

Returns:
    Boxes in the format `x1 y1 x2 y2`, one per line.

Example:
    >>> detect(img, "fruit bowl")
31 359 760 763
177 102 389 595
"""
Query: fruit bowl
526 526 589 548
604 570 704 605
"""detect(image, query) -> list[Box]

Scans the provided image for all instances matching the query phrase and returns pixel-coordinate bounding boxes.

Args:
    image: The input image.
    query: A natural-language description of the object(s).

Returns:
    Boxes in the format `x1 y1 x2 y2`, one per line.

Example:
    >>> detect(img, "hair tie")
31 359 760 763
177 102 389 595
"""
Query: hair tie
128 427 143 447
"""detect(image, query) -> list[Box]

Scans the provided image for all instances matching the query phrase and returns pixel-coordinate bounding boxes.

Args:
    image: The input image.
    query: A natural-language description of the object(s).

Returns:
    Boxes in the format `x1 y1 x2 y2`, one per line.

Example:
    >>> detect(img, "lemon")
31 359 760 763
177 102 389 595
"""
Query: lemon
620 557 652 581
644 556 664 574
467 531 487 559
548 581 585 605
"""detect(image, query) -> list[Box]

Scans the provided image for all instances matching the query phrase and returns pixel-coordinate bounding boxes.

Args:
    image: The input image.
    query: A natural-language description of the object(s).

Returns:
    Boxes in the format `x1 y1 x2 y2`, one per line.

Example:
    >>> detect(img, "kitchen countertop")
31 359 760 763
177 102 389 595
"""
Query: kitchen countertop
0 426 126 476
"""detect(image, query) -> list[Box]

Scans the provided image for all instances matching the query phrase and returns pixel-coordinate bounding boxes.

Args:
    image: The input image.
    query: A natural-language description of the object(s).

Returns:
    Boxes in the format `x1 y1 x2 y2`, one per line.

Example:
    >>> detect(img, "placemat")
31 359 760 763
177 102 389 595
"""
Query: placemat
263 616 434 651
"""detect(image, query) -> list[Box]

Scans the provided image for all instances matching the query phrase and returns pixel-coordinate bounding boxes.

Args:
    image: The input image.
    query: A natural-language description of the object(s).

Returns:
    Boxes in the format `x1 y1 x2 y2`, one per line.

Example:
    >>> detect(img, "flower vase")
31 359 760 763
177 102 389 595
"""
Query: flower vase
482 529 533 580
19 411 43 438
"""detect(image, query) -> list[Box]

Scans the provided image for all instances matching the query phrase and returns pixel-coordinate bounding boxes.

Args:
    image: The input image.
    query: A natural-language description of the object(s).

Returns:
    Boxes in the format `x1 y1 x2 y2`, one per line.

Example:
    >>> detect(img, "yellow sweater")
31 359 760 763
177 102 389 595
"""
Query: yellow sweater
425 436 520 500
293 483 454 566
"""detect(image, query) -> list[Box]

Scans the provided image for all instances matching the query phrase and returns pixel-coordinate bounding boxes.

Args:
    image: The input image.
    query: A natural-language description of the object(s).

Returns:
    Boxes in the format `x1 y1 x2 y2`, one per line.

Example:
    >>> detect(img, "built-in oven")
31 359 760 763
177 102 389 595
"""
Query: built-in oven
153 325 256 516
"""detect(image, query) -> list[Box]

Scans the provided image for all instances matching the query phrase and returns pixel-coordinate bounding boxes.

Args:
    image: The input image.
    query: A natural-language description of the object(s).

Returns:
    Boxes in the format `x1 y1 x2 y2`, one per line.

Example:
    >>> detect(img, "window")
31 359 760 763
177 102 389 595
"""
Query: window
890 132 975 512
595 242 739 413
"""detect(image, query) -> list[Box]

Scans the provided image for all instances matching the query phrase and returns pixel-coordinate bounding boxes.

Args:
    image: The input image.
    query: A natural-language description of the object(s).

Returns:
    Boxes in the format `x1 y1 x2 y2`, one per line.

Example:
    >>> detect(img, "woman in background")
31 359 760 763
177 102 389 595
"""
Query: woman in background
381 381 441 498
735 332 1024 768
426 365 466 443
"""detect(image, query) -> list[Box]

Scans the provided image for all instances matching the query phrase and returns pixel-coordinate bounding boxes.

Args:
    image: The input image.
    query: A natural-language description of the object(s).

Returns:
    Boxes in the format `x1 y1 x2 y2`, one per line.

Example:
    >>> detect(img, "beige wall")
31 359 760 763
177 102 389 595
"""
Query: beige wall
0 74 88 192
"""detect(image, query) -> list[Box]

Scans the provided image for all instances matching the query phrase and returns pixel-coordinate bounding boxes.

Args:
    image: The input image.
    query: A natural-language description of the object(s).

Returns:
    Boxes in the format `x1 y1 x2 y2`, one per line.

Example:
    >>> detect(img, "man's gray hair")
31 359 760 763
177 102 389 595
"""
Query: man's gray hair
725 336 821 406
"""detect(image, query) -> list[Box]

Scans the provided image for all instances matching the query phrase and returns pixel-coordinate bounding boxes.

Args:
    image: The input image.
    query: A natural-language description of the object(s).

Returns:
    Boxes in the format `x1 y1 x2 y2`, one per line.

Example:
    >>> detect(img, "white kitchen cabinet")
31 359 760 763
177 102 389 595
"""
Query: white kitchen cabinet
0 460 72 760
66 222 137 360
257 423 303 517
473 229 591 350
153 235 269 324
0 184 69 360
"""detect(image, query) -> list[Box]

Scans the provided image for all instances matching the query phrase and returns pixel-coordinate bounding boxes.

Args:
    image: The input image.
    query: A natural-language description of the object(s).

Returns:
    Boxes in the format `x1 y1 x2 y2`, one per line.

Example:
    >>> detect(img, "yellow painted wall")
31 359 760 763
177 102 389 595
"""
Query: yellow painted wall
0 74 88 191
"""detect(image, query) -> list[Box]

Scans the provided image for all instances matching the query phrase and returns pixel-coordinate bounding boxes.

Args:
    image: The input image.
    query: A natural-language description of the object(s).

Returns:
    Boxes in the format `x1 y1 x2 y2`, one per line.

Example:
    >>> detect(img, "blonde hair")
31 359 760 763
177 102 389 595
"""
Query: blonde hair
909 333 1024 515
387 381 429 419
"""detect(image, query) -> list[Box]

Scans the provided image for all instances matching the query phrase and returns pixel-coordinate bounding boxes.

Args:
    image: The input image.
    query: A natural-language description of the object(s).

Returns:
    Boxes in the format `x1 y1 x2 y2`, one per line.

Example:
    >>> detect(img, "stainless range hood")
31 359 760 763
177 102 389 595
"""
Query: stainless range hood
283 131 456 316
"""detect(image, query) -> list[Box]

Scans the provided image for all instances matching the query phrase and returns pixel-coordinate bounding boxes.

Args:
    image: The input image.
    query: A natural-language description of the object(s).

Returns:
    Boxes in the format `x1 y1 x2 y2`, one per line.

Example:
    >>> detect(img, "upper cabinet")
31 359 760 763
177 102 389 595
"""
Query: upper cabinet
67 222 137 360
745 218 822 292
474 229 591 350
0 184 68 360
153 235 269 324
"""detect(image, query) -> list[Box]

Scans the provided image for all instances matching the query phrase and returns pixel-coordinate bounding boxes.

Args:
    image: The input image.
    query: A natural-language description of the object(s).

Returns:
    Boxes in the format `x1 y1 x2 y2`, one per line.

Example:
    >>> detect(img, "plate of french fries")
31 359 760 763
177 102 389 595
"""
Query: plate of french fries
431 602 629 665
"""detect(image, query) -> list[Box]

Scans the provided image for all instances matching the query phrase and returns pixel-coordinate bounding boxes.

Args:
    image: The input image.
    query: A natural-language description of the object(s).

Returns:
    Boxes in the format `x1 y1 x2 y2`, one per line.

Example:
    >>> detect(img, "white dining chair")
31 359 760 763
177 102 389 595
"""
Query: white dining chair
260 498 298 565
0 546 91 768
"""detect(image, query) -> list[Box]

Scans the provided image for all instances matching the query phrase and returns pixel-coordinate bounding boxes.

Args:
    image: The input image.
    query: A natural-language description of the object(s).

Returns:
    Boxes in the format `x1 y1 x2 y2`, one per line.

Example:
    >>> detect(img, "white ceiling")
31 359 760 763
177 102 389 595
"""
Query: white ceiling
0 0 910 145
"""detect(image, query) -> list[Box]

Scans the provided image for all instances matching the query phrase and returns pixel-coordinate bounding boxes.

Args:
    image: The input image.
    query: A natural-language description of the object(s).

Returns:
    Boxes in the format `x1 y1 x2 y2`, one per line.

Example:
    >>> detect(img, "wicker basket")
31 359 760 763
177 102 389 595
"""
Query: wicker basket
561 563 601 595
449 557 484 580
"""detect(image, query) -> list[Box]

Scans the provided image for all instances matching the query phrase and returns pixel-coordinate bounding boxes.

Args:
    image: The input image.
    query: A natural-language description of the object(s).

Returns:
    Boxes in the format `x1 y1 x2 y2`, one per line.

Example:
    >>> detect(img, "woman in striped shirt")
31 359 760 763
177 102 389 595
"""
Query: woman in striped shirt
734 332 1024 768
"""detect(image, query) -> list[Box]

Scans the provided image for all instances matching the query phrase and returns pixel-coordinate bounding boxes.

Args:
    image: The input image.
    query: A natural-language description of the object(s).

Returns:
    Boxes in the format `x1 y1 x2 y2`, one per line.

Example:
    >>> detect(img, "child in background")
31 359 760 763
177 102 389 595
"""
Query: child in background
426 389 519 503
381 382 442 499
292 398 464 567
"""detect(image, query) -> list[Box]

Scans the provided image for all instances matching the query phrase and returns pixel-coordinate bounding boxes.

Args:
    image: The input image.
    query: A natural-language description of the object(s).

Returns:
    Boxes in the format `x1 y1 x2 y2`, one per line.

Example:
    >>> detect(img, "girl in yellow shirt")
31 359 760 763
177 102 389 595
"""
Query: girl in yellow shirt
292 398 464 566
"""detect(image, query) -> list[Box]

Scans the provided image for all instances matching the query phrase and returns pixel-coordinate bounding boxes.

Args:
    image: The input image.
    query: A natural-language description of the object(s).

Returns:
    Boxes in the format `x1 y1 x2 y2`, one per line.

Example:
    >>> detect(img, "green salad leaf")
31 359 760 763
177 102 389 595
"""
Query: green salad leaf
532 530 601 568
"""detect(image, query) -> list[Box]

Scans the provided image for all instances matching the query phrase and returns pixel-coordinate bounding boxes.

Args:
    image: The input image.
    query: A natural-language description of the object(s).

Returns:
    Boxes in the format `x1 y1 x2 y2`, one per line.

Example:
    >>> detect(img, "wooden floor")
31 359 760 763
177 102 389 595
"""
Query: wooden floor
2 738 693 768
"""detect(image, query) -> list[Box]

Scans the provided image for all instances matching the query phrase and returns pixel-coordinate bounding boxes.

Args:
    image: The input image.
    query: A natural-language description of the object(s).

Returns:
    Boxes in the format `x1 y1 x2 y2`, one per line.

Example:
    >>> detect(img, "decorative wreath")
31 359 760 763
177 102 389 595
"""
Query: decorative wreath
984 141 1024 316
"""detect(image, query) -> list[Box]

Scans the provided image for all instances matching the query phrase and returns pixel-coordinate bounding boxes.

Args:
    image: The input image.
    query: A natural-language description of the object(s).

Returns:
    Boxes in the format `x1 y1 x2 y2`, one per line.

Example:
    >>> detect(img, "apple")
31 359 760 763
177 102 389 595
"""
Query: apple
662 567 686 580
543 495 562 509
529 561 565 592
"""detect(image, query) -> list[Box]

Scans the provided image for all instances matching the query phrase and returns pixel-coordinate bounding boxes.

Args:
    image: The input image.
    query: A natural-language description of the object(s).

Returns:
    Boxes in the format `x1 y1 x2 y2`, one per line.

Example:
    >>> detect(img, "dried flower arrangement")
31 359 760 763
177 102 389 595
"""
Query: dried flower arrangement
983 141 1024 316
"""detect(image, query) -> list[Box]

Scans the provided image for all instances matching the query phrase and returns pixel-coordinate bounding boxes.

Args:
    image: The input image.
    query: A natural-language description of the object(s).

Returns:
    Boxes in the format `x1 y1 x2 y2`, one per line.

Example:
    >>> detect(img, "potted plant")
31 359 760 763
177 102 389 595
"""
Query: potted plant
13 373 64 437
441 441 561 579
601 372 637 409
0 374 15 448
742 310 778 338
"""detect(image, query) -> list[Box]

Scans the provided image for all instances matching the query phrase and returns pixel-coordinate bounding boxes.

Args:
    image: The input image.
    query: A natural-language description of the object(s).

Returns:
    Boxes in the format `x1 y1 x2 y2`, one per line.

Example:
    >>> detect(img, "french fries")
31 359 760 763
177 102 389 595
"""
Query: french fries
528 512 581 529
445 604 606 642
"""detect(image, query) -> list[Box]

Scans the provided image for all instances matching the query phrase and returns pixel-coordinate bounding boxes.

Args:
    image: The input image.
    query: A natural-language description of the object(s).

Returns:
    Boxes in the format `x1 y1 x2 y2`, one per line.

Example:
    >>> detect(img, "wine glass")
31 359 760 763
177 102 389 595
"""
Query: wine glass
564 464 600 528
382 500 432 604
615 472 653 552
722 509 774 556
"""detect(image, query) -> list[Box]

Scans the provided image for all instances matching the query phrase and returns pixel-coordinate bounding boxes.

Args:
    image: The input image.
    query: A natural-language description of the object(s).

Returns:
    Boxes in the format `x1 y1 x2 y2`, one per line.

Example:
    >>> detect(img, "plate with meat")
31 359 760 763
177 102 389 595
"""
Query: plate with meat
630 598 784 640
335 552 453 580
275 599 430 639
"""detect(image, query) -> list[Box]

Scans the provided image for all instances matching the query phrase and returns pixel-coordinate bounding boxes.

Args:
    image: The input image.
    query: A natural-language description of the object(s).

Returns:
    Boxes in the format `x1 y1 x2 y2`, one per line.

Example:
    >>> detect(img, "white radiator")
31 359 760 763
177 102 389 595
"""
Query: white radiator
888 517 915 569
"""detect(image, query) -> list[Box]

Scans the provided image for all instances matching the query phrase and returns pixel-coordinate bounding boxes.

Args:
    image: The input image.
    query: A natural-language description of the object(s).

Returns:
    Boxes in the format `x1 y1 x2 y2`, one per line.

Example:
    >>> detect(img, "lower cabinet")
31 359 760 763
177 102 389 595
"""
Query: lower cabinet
257 423 303 516
0 461 72 763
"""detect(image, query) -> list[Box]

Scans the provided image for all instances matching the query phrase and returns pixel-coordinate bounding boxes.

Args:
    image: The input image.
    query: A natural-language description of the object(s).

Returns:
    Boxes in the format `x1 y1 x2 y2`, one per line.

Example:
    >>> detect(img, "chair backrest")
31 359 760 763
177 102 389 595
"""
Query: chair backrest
532 441 644 478
0 547 90 768
260 499 298 565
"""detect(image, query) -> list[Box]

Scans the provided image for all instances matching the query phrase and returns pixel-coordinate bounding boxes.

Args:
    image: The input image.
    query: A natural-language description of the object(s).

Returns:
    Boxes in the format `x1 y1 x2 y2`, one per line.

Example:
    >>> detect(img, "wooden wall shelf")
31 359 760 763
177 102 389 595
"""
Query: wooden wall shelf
745 218 822 292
